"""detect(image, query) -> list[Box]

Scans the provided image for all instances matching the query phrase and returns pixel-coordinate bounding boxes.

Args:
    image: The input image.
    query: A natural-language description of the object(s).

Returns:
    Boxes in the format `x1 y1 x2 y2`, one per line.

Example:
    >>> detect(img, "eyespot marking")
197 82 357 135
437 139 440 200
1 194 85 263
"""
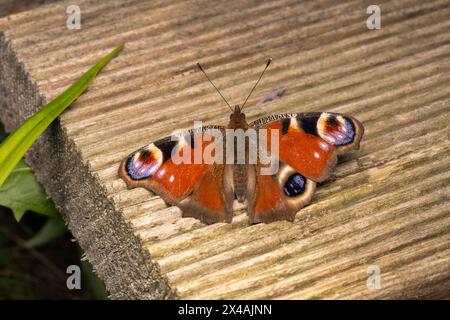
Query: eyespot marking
126 145 163 180
283 173 306 197
317 113 355 146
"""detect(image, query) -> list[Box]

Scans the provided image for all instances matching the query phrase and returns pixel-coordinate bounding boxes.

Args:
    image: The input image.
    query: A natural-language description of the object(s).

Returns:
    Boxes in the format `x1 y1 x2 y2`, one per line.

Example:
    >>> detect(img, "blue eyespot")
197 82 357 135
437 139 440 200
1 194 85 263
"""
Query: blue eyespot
126 150 160 180
283 173 306 197
323 116 355 146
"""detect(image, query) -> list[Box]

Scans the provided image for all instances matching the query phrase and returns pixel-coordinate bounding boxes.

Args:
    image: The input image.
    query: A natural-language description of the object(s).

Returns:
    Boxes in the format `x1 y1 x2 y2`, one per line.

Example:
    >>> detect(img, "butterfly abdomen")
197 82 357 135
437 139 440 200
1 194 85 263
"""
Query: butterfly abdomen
233 164 248 202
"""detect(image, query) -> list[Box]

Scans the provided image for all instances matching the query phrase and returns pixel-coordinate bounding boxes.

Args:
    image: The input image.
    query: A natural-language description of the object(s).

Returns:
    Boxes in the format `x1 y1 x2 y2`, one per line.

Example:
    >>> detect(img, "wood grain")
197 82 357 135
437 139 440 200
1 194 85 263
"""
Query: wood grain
0 0 449 299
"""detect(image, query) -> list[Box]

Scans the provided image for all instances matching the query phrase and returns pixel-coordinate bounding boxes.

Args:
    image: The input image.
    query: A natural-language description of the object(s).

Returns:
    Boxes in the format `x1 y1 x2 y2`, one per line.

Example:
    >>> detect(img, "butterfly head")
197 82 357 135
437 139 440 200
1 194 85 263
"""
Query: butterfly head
228 105 248 128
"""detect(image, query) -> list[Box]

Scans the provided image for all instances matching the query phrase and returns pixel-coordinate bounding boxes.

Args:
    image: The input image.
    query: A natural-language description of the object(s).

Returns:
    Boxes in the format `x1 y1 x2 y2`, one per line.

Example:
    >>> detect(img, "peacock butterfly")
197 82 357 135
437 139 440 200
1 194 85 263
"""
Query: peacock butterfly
119 60 364 224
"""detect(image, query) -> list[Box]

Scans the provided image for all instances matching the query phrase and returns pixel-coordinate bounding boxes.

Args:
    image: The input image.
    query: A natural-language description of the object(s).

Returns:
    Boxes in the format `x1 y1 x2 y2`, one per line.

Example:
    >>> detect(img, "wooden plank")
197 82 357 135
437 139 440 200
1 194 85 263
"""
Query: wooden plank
0 0 449 299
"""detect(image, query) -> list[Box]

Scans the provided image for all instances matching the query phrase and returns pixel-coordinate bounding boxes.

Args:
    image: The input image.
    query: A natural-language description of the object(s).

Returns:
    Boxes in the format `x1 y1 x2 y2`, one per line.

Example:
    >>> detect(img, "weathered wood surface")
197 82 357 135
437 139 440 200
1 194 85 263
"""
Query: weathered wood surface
1 0 449 299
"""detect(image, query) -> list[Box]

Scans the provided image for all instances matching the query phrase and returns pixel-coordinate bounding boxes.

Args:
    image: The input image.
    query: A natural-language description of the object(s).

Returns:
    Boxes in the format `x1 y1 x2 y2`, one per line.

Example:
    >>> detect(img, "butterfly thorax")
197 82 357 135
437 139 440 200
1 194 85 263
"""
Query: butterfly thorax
227 105 251 202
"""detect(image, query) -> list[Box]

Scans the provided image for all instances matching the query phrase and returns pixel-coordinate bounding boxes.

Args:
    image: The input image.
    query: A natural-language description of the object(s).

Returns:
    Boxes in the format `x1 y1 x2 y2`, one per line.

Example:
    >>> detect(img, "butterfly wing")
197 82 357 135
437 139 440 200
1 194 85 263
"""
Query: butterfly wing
248 112 364 223
178 163 235 224
119 127 234 224
246 161 317 223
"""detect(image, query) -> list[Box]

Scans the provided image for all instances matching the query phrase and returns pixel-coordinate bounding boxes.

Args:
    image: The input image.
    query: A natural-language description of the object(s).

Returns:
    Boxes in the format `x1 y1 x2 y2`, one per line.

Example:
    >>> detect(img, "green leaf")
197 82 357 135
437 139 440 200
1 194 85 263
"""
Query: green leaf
0 44 123 187
0 160 59 221
24 217 67 248
81 259 108 299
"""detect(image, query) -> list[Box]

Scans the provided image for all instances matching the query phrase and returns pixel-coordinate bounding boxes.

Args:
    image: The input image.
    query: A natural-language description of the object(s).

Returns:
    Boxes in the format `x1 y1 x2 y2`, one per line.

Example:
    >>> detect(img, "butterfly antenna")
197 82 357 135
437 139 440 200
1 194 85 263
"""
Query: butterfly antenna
197 62 233 112
241 58 272 111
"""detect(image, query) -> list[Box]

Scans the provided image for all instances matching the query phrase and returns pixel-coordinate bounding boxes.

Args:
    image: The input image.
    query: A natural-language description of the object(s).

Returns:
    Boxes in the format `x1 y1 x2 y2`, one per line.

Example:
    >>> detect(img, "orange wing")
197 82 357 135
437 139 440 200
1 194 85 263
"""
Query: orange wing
247 162 316 224
119 127 234 224
253 112 364 182
179 164 234 224
248 112 364 223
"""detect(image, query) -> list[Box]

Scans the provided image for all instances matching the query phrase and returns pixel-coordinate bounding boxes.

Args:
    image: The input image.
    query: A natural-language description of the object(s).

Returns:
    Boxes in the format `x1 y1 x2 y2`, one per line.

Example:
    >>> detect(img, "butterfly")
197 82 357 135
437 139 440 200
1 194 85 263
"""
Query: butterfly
119 60 364 224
